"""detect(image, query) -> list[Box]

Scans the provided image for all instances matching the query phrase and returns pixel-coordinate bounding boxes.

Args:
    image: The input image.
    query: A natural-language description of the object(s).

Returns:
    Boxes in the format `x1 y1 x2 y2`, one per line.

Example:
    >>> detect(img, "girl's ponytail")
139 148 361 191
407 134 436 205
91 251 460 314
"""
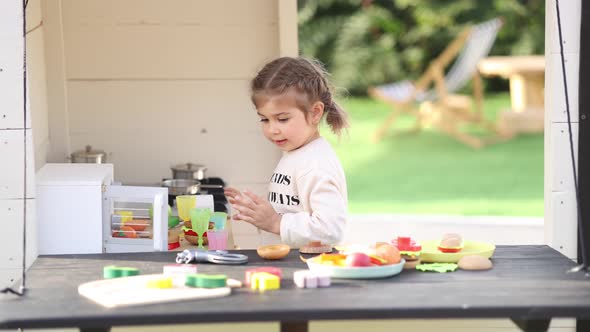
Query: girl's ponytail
324 98 349 137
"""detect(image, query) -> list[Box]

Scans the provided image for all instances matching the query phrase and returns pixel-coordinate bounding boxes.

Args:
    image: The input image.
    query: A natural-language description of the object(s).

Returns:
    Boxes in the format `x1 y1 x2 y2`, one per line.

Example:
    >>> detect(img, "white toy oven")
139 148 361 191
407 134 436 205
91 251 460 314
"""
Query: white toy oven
36 163 169 254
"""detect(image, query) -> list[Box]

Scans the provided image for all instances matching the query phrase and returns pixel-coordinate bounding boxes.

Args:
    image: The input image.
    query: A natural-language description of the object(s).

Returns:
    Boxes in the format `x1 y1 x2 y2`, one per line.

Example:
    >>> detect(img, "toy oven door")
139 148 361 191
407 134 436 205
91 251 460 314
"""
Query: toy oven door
103 185 168 253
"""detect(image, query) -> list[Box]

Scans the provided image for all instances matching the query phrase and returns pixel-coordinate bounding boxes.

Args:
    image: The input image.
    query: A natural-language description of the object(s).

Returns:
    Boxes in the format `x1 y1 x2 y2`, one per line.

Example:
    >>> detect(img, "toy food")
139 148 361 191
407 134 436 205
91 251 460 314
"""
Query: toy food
146 277 174 289
257 244 291 260
344 253 372 267
416 263 458 273
391 236 421 269
315 253 347 266
300 241 332 254
112 226 137 238
375 243 401 265
368 254 387 266
457 255 493 270
185 274 227 288
250 272 280 291
293 270 331 288
168 224 183 249
125 219 149 232
245 267 282 286
183 228 209 246
103 266 139 279
438 233 464 253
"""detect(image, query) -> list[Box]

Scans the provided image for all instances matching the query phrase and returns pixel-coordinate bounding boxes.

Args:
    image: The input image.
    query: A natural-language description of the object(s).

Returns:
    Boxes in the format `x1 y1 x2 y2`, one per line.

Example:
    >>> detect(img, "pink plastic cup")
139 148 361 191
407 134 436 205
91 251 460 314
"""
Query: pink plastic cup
206 230 228 250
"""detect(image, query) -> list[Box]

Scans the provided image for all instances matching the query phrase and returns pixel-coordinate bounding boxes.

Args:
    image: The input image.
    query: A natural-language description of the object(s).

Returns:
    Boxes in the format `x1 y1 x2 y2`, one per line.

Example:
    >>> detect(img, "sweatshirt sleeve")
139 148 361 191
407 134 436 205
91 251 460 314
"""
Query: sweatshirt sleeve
279 168 347 247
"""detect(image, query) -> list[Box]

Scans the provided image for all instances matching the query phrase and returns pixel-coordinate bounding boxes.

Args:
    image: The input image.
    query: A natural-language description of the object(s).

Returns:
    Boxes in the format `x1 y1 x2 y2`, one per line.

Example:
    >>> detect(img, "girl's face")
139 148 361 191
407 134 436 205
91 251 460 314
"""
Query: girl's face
256 94 323 152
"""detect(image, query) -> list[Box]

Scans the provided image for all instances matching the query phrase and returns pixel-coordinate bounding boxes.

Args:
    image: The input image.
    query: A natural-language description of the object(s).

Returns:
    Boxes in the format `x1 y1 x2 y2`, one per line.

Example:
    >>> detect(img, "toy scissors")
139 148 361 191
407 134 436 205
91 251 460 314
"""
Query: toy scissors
176 249 248 265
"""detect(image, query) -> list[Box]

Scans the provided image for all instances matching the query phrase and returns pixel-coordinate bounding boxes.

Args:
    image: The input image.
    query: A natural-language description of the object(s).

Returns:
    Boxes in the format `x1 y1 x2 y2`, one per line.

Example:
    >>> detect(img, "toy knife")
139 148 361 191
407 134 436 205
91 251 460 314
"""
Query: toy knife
176 249 248 265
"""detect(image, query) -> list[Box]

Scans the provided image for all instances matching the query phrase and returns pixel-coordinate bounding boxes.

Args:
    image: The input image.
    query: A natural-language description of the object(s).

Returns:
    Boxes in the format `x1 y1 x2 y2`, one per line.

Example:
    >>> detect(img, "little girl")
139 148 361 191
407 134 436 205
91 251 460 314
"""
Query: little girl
225 56 349 248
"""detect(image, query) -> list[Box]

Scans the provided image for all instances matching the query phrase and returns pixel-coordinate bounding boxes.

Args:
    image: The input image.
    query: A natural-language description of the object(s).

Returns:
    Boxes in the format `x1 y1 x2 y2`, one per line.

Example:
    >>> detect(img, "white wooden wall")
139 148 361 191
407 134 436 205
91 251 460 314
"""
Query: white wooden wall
38 0 298 251
545 0 581 259
42 0 286 195
0 0 39 289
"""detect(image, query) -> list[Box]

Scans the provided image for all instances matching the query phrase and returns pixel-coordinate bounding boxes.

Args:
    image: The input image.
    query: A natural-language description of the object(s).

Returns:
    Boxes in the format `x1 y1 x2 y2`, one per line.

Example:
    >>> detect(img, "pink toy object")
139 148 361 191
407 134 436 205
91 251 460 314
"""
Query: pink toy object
391 236 422 252
245 267 282 286
162 264 198 275
206 230 228 250
293 270 331 289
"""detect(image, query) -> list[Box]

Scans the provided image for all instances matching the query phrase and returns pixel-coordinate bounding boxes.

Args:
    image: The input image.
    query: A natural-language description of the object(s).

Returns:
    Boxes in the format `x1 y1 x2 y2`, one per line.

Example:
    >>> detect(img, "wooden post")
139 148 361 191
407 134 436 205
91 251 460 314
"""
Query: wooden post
0 0 37 290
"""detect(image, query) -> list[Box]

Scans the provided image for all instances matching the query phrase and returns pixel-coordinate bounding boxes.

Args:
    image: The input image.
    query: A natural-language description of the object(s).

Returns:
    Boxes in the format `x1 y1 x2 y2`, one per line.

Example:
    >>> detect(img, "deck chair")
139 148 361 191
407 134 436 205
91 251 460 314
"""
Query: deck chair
368 18 504 148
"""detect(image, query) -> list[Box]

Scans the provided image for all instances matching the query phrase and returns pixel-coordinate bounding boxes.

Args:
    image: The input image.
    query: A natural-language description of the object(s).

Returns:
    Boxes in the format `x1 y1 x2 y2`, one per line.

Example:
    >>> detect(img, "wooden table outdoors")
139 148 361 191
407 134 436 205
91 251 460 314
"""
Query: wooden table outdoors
0 246 589 332
478 55 545 135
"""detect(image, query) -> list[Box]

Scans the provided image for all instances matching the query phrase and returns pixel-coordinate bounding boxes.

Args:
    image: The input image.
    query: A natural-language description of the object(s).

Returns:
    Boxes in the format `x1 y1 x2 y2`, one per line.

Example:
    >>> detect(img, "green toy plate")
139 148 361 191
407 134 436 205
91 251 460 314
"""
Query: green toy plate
307 257 405 279
420 240 495 263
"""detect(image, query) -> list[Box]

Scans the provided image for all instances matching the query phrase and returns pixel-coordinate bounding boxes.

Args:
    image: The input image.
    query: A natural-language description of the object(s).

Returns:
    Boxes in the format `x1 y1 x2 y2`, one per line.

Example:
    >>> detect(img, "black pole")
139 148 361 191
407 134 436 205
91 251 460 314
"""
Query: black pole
578 1 590 267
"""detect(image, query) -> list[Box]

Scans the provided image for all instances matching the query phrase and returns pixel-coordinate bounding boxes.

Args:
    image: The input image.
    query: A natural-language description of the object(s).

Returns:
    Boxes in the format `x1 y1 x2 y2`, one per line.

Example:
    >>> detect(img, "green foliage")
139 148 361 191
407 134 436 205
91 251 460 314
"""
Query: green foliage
298 0 545 95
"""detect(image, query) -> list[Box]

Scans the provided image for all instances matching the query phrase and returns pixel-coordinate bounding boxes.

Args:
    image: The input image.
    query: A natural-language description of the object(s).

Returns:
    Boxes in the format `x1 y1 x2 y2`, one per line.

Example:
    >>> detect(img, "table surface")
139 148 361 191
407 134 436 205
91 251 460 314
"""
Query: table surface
1 245 589 330
478 55 545 77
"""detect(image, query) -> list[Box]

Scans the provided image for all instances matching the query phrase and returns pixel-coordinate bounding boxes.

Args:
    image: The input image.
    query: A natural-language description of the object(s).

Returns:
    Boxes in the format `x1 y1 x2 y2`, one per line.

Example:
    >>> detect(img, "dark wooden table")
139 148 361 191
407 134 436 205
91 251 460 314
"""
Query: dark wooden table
0 245 589 332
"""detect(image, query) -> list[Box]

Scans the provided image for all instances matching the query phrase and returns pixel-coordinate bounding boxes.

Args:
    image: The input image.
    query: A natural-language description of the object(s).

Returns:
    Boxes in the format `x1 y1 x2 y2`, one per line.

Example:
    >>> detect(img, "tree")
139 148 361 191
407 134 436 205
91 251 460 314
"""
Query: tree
298 0 545 95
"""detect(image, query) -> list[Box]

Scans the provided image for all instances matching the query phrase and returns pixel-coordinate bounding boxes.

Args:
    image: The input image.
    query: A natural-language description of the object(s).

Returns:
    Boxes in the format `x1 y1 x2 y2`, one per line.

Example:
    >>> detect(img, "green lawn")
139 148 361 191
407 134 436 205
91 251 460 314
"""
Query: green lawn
323 93 544 216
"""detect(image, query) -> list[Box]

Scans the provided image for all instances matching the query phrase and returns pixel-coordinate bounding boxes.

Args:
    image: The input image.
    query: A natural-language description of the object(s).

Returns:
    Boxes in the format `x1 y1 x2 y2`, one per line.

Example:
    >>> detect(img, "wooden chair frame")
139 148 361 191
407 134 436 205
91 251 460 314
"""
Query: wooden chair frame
368 26 500 148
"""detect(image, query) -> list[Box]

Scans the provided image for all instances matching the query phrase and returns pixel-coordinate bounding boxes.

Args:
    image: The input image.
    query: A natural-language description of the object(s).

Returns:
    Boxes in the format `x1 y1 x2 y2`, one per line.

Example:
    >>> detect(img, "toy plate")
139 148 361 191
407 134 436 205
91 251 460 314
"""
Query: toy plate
420 240 495 263
307 257 405 279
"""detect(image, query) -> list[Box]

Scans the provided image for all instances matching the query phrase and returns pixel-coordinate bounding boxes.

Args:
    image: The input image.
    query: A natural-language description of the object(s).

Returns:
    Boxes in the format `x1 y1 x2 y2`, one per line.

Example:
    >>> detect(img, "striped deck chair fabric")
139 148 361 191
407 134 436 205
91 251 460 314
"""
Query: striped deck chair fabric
373 18 503 104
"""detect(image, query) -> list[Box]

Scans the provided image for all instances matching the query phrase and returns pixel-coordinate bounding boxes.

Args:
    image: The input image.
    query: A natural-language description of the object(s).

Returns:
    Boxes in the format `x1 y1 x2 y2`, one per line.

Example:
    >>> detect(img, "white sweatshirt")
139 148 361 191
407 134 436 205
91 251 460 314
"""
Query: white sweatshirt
259 137 348 248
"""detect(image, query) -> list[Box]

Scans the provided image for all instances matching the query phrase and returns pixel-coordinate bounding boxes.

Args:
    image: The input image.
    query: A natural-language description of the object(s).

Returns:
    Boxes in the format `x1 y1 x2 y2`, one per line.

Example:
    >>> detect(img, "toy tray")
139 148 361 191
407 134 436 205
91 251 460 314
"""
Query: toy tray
420 240 495 263
307 257 405 279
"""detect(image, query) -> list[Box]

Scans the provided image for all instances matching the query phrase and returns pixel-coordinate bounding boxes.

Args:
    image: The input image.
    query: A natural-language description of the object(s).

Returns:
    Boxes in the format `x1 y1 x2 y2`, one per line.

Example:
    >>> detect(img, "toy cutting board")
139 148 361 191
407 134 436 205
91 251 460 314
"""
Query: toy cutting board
78 274 235 308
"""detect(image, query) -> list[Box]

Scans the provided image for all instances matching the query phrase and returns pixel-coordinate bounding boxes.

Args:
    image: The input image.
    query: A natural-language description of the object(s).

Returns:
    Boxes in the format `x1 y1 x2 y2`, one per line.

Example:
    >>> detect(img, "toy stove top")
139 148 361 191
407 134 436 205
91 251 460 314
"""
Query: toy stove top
164 177 228 213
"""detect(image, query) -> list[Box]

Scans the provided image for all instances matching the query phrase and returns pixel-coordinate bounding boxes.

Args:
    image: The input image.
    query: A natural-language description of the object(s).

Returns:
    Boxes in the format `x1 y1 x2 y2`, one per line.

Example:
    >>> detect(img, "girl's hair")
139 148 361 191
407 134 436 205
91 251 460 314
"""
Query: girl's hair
250 56 349 136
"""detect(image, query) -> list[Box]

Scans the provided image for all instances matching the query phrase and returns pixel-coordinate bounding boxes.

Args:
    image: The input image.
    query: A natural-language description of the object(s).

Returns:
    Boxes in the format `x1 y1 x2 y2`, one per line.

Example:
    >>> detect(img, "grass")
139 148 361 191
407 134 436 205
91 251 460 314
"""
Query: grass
323 93 544 217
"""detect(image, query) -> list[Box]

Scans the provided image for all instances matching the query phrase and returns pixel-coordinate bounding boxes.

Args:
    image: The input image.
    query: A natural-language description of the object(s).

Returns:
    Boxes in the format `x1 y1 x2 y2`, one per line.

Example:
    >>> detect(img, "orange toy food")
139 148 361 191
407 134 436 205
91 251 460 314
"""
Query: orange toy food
375 243 401 265
112 226 137 238
257 244 291 260
125 219 149 232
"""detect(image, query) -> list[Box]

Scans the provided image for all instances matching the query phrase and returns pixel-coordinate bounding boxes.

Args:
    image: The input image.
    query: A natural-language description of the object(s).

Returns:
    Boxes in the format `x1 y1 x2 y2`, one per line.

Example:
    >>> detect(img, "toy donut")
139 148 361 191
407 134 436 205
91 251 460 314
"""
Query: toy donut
257 244 291 260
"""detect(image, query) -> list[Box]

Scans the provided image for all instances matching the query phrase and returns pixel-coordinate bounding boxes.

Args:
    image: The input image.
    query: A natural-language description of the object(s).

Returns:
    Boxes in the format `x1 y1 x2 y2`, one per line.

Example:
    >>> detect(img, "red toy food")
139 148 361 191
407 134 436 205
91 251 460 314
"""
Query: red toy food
391 236 422 269
344 253 372 267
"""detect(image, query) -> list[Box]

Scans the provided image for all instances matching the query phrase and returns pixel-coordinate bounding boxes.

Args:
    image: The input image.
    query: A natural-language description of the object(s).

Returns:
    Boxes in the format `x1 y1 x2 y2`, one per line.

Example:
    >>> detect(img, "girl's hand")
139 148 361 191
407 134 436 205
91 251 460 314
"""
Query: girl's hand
230 191 281 235
224 187 241 204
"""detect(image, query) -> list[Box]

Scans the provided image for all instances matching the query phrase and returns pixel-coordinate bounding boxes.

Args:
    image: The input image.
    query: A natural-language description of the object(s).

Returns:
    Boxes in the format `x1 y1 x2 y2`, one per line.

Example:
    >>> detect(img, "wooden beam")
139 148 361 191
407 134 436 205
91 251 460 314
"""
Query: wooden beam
578 0 590 268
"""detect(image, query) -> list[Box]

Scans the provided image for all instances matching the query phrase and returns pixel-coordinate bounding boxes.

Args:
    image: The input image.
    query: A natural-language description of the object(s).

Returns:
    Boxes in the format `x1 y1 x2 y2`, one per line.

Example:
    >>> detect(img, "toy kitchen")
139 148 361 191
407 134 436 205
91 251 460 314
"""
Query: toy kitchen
36 163 228 255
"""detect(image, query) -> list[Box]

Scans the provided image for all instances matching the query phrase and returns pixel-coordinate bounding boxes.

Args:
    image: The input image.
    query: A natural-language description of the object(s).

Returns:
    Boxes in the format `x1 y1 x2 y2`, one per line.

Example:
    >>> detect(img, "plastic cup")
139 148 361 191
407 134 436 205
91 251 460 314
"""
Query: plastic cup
176 195 197 223
210 212 228 230
206 230 228 250
190 208 211 248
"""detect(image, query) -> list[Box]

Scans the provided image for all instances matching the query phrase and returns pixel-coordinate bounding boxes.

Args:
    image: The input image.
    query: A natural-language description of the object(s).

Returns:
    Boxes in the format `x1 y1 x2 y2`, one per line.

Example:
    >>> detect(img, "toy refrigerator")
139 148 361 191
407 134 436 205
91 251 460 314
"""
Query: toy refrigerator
36 163 168 254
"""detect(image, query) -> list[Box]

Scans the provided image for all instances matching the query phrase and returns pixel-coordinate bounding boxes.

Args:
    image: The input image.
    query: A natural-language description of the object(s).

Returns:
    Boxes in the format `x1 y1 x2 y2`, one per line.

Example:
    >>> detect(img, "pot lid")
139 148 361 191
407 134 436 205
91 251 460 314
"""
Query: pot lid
71 145 106 158
171 163 207 172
